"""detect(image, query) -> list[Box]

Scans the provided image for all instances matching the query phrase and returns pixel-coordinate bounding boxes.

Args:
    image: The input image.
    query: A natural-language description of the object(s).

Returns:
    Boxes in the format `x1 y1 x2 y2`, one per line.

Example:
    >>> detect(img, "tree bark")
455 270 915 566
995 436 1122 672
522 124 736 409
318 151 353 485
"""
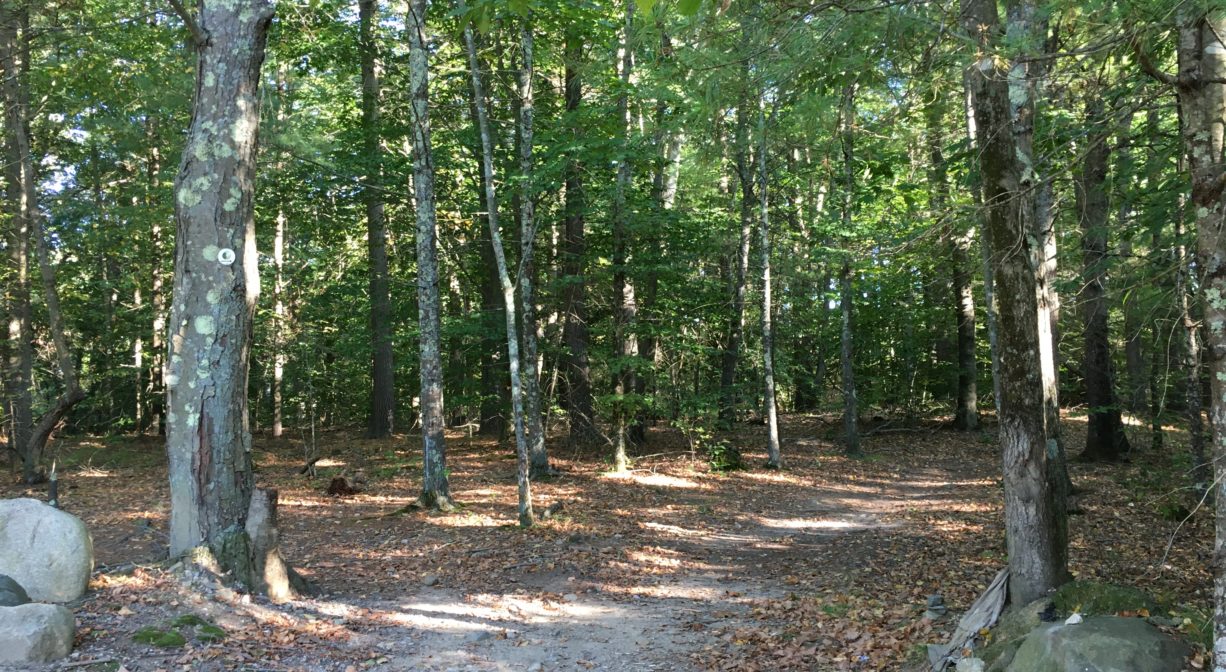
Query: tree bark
719 102 754 430
611 0 638 470
560 28 598 446
407 0 451 510
1075 93 1129 461
517 17 549 479
963 76 1002 417
163 0 289 595
962 0 1070 605
757 97 781 468
465 24 533 527
839 84 860 456
359 0 394 439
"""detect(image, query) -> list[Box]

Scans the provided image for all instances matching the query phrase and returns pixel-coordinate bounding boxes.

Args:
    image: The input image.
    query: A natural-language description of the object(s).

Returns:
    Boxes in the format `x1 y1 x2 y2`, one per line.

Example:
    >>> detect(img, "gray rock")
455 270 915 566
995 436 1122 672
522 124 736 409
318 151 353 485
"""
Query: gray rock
0 603 75 663
421 573 439 587
464 630 492 643
956 659 985 672
0 498 94 603
527 663 543 672
0 574 30 607
1006 616 1190 672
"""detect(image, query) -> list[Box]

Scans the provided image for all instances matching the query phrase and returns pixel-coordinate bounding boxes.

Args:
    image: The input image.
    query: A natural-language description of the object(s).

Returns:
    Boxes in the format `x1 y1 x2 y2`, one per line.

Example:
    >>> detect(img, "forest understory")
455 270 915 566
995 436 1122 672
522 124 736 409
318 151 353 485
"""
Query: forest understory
0 413 1211 672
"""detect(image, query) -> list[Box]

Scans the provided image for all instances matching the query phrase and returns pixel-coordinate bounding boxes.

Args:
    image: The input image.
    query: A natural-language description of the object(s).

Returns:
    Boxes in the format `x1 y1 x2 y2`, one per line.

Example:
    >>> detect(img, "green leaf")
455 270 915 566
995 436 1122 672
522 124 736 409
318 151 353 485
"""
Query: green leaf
677 0 701 15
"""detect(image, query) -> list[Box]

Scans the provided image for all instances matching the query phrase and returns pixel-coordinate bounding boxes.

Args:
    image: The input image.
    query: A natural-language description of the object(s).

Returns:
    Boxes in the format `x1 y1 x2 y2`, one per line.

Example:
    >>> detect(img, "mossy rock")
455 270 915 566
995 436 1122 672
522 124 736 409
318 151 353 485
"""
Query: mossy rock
980 597 1051 670
132 627 187 648
1050 581 1159 617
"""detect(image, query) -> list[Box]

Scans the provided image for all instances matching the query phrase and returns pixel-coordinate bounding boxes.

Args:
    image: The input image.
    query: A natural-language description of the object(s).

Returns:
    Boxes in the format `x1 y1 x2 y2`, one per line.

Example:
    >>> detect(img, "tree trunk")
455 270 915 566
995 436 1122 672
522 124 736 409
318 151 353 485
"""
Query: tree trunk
163 0 293 597
930 95 978 430
0 2 84 483
517 17 549 479
839 84 860 456
407 0 451 510
719 102 754 430
757 98 781 468
147 119 167 436
962 0 1070 605
560 28 598 446
1076 93 1129 461
963 76 1002 417
611 0 638 469
359 0 394 439
465 24 533 527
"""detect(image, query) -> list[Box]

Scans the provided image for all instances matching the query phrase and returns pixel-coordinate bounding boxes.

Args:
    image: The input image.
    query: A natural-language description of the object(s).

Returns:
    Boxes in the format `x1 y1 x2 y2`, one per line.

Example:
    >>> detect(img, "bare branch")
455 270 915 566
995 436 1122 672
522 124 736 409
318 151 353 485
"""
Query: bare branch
166 0 207 47
1131 34 1177 87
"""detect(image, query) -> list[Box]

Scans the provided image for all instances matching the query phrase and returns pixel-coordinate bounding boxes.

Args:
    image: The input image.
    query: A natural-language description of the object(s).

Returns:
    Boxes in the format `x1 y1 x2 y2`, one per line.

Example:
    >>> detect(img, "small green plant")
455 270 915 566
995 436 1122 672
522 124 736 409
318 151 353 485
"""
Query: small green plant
707 439 744 472
170 614 228 642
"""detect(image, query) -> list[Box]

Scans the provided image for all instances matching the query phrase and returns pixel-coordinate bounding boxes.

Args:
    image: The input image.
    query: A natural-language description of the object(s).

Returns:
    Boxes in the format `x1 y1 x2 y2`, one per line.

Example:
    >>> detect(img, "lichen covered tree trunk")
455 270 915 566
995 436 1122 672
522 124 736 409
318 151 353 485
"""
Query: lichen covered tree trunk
407 0 451 510
164 0 289 594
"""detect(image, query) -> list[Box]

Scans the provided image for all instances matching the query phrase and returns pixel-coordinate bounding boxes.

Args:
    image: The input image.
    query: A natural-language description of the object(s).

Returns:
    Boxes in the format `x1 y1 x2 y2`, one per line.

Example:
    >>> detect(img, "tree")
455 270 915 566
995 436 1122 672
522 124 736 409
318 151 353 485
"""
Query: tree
359 0 395 439
163 0 299 598
465 23 533 527
962 0 1069 605
757 96 782 469
407 0 451 511
611 0 639 470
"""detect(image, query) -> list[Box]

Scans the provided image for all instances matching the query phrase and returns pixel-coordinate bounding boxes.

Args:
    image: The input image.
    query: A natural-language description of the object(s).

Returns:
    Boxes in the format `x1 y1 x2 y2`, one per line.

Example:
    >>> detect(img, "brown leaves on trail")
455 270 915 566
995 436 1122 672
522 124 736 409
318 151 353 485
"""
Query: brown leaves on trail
0 414 1211 670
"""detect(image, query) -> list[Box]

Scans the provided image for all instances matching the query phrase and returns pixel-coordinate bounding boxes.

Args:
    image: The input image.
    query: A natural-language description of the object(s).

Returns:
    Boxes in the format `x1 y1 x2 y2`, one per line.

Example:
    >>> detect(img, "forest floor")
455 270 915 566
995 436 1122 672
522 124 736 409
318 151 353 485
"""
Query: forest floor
0 413 1213 671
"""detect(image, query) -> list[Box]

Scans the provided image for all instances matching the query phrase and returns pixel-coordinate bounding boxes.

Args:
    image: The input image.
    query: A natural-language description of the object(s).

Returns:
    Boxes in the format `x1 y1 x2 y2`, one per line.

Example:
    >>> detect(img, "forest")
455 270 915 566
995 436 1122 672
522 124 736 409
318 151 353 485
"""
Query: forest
0 0 1223 669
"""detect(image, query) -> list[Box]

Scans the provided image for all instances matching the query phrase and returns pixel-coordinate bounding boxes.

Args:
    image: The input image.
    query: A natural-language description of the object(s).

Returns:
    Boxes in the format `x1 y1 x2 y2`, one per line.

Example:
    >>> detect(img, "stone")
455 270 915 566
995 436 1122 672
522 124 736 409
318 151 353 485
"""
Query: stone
0 603 75 663
956 658 986 672
464 630 493 643
421 573 439 587
1006 616 1191 672
0 573 30 607
0 498 94 602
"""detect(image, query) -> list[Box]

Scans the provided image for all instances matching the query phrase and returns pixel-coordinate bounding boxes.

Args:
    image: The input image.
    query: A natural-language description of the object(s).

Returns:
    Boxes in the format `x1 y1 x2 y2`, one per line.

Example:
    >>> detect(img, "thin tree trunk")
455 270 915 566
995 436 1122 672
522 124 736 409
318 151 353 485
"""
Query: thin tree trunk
757 97 781 468
359 0 394 438
517 17 549 479
719 101 754 430
465 24 533 527
1076 93 1129 461
964 77 1002 417
147 117 166 436
839 84 860 456
271 69 289 439
407 0 451 510
611 0 638 469
963 0 1069 605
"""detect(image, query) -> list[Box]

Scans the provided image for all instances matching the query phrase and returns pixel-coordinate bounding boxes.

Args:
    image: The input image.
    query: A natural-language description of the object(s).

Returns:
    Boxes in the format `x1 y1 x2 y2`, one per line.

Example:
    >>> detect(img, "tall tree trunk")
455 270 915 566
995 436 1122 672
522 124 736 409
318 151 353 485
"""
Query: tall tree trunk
611 0 638 469
163 0 297 599
407 0 451 510
931 95 979 430
757 97 781 468
1007 0 1071 498
147 118 167 436
271 69 288 439
963 76 1002 417
839 84 860 456
517 17 549 479
1076 93 1129 461
1146 9 1226 664
1116 113 1147 414
0 2 84 483
560 29 597 446
476 119 508 438
359 0 394 438
719 101 754 430
465 24 533 527
962 0 1070 605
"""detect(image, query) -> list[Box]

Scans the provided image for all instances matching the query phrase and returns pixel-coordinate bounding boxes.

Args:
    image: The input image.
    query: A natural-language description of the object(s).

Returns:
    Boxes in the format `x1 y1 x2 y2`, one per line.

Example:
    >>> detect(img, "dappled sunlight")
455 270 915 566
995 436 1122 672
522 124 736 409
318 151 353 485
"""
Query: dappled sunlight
600 470 701 489
755 516 859 531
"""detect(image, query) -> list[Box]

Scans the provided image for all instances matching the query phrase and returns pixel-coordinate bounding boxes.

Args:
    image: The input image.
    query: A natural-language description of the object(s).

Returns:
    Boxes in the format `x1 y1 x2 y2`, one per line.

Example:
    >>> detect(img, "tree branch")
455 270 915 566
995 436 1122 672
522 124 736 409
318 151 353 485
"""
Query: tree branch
1131 34 1177 87
166 0 207 47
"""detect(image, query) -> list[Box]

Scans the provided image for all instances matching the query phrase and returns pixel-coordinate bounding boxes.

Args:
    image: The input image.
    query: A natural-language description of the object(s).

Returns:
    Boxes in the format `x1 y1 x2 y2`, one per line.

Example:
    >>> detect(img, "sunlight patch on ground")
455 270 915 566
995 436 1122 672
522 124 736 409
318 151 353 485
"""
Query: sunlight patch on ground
734 470 813 486
600 470 700 488
755 516 858 531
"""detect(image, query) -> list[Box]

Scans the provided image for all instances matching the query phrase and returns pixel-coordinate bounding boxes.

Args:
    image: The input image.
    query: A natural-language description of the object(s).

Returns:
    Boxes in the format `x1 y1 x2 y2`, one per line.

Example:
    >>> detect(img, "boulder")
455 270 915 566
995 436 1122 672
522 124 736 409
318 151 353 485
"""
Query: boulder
1006 616 1190 672
0 573 30 606
0 498 94 602
0 603 75 663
